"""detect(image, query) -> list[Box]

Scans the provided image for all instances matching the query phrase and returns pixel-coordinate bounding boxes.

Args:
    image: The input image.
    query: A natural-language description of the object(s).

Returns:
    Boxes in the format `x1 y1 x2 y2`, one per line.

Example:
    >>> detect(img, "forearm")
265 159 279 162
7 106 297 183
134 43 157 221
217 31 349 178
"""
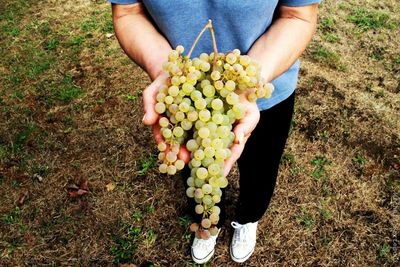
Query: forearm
112 3 172 80
248 4 318 82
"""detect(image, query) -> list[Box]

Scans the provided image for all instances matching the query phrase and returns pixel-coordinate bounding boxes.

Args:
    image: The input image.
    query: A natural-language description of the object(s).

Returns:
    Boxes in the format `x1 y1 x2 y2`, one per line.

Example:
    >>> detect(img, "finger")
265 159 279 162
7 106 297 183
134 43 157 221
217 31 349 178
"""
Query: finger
143 74 167 125
152 124 164 144
223 135 250 176
178 146 190 164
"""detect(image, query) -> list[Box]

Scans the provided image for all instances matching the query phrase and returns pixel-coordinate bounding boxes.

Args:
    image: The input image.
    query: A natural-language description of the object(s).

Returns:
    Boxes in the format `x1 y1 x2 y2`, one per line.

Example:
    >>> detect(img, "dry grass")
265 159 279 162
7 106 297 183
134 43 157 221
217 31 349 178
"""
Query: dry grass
0 0 399 266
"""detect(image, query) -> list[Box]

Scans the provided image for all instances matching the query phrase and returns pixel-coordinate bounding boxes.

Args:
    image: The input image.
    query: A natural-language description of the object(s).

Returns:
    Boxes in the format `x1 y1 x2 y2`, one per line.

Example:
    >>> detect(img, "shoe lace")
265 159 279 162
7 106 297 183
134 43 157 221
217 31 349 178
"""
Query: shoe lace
231 221 250 245
192 236 214 251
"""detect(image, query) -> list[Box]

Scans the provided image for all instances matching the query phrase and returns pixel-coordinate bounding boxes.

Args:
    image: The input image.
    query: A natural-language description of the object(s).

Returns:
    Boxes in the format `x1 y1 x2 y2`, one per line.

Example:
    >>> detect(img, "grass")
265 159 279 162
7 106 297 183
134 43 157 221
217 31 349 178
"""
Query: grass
0 0 398 266
348 8 393 30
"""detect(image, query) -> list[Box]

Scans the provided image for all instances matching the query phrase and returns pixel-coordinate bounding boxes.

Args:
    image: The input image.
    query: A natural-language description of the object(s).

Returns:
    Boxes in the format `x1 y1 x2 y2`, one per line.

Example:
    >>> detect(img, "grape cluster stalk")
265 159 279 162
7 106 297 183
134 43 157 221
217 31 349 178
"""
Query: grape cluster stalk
153 20 274 239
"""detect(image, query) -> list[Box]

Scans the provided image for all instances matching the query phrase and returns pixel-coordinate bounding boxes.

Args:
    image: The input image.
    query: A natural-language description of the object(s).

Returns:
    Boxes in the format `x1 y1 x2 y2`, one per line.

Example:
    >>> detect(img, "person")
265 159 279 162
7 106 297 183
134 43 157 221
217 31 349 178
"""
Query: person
110 0 320 264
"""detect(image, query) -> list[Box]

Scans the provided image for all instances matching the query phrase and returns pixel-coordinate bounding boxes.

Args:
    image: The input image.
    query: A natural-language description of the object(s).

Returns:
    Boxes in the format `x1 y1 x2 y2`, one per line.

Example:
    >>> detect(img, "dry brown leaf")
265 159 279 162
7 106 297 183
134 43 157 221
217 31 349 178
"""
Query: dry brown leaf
106 182 116 192
17 192 28 206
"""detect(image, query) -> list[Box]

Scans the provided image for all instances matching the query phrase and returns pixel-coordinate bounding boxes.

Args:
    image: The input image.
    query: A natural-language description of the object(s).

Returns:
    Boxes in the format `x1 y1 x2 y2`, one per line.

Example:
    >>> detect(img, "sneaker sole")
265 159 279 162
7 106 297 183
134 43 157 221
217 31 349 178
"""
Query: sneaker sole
230 246 255 263
191 248 215 264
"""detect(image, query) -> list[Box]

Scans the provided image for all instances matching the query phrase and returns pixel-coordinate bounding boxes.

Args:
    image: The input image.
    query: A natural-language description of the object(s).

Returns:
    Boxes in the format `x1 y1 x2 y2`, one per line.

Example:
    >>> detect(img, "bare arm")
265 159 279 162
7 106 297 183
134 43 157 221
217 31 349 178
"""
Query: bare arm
224 4 319 175
248 4 319 82
112 3 172 80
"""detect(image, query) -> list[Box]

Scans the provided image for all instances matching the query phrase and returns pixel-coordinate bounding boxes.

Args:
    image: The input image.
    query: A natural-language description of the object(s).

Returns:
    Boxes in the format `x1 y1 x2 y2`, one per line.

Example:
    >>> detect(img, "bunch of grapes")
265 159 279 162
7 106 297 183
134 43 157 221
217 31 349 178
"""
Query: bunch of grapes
153 21 274 240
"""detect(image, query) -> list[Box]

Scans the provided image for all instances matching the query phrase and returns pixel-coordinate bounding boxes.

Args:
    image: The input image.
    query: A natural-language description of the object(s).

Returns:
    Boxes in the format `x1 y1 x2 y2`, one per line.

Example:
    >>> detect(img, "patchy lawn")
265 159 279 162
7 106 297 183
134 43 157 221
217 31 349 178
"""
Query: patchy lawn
0 0 399 266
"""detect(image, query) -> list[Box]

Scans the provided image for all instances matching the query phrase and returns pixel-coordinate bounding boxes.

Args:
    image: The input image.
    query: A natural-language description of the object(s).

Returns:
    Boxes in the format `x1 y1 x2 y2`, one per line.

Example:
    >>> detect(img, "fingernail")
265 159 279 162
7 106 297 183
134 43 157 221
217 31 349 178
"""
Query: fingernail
142 114 146 123
238 133 244 144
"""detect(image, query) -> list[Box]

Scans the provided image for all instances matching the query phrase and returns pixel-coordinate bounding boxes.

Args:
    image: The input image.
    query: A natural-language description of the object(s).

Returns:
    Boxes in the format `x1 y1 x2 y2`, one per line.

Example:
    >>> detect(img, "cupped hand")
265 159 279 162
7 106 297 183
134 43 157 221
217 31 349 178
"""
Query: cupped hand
223 93 260 176
142 73 190 163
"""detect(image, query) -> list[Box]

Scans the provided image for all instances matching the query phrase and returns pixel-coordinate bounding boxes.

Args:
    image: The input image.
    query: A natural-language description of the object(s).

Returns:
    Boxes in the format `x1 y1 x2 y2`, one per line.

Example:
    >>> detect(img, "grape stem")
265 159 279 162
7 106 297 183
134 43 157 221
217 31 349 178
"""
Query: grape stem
186 19 219 67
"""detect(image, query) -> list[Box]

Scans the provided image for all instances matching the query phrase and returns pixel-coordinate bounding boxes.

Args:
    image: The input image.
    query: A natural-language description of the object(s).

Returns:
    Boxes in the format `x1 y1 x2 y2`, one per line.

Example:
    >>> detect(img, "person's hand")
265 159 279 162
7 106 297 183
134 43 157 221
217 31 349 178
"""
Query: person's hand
142 73 190 163
223 93 260 176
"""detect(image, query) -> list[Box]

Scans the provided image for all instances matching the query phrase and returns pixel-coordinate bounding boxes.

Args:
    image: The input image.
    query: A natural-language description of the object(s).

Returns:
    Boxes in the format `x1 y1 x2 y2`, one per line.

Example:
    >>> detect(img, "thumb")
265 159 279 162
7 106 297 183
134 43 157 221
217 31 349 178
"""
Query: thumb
142 73 168 125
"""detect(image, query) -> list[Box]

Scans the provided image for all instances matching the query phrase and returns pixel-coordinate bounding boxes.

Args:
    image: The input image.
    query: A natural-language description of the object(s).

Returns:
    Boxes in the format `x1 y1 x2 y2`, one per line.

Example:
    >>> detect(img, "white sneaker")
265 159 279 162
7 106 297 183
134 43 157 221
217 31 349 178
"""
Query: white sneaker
191 229 221 264
230 221 258 263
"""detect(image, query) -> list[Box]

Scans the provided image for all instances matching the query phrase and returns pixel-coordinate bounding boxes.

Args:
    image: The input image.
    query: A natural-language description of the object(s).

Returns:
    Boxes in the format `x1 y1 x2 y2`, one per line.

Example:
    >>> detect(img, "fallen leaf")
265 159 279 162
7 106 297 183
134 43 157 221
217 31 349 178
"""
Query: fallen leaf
68 189 88 198
79 180 89 191
106 182 116 191
105 33 114 38
17 192 28 206
67 183 79 190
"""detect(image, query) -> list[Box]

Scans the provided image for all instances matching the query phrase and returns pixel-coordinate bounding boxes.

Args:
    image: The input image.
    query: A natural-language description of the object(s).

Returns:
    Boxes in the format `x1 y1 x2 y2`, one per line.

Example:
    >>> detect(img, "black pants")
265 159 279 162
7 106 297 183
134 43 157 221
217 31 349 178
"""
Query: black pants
183 92 295 226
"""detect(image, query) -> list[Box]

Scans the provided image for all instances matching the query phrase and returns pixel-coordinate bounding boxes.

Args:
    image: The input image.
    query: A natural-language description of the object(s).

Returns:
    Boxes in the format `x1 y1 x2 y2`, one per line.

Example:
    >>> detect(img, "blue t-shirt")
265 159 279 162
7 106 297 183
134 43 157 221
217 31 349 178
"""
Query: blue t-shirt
109 0 320 110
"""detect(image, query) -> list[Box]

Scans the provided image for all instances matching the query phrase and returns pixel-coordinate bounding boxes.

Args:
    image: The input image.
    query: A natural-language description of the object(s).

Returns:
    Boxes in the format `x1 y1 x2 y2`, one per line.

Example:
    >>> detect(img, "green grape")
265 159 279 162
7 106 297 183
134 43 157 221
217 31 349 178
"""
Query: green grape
156 92 166 102
198 127 210 138
194 149 205 161
186 139 199 152
195 120 205 130
246 65 257 76
199 53 209 62
169 50 179 61
176 45 184 54
159 117 169 128
215 148 227 160
181 119 193 131
167 165 177 175
210 70 221 80
226 53 237 64
187 110 198 122
209 226 219 236
226 92 239 105
187 177 195 187
210 213 219 224
186 187 195 198
202 183 213 195
201 79 211 88
190 158 201 168
202 195 213 206
204 147 215 158
164 95 174 105
194 98 207 110
159 163 168 173
232 104 245 119
171 75 181 86
225 80 236 91
195 204 204 214
211 98 223 111
182 83 194 94
203 84 215 97
209 177 219 187
168 85 179 97
157 142 167 152
158 152 165 161
166 151 178 162
194 178 205 187
162 128 172 139
194 188 204 198
212 113 224 124
155 102 166 114
208 163 221 176
198 110 211 122
217 176 228 188
211 138 224 149
212 195 221 203
211 187 221 196
201 138 212 148
206 121 218 132
200 61 211 72
201 157 214 168
214 80 224 90
175 159 185 170
239 55 251 66
201 218 211 229
173 126 184 137
196 167 208 180
179 102 190 112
